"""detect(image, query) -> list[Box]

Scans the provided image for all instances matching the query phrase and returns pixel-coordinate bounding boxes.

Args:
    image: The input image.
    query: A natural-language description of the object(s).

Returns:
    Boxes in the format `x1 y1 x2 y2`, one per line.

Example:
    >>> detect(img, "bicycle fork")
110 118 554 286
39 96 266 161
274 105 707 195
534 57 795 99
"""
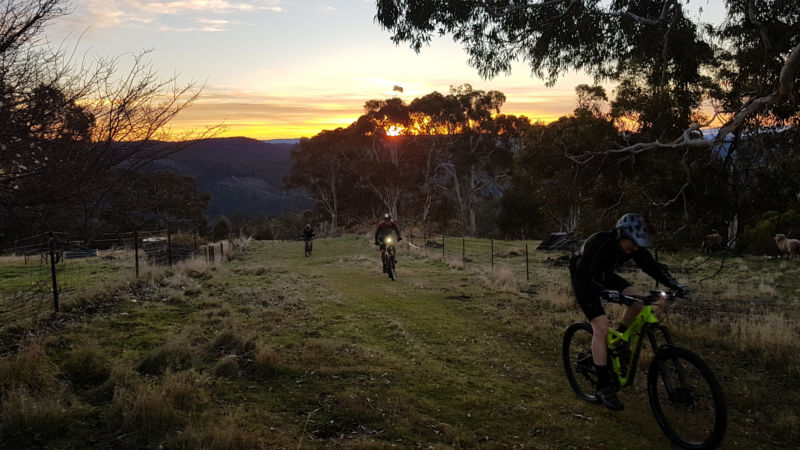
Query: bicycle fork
647 326 693 405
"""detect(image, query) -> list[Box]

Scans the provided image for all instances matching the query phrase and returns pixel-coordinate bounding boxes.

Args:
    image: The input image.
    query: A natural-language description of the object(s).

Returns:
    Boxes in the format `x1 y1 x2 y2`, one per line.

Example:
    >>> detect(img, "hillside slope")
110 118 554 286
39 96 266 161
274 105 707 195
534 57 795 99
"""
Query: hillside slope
150 137 312 218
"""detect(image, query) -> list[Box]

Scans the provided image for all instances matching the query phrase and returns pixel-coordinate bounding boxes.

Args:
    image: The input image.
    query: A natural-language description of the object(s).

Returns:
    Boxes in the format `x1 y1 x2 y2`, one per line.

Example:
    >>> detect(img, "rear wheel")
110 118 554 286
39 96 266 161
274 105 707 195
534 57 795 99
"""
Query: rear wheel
562 322 600 403
648 346 726 449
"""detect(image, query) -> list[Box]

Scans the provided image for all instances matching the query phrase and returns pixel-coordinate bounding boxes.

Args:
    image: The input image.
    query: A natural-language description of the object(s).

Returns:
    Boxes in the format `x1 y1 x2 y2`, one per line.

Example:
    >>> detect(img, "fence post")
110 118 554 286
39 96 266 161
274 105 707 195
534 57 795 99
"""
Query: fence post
167 229 172 267
462 237 466 266
442 234 445 263
134 230 139 278
194 232 198 257
525 243 529 281
210 245 215 264
220 242 224 260
49 235 59 313
491 239 494 269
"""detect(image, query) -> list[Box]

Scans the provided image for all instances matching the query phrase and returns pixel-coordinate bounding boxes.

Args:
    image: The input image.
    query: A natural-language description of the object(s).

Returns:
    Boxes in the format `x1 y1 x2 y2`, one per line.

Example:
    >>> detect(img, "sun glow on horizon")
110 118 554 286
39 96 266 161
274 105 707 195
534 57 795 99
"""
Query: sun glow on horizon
385 125 404 136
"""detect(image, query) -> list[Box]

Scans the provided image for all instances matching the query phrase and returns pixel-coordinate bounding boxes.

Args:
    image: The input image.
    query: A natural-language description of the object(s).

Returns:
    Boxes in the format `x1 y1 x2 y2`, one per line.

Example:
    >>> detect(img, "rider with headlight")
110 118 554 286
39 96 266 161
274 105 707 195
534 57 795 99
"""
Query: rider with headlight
374 213 402 275
569 213 688 411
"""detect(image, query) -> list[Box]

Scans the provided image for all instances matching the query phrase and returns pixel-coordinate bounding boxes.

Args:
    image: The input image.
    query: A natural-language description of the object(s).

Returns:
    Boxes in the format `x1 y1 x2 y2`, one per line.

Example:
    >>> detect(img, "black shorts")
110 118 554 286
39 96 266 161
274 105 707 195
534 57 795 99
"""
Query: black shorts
570 272 631 320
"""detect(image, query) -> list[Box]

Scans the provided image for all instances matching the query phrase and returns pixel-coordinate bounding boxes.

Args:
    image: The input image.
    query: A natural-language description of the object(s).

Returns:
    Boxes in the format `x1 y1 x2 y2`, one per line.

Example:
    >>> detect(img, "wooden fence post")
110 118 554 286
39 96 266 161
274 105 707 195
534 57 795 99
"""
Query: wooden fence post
167 229 172 267
134 230 139 278
525 243 529 281
49 236 59 313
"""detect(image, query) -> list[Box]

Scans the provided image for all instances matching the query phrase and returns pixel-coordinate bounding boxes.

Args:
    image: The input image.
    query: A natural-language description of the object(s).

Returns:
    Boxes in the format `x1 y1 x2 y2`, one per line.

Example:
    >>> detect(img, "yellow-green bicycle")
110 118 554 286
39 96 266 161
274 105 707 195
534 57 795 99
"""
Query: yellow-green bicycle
563 289 727 449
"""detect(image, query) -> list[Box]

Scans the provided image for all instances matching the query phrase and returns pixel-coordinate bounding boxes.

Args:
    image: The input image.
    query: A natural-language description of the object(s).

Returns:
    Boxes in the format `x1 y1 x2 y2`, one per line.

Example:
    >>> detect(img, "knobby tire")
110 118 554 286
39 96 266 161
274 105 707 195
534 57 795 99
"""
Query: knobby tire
563 322 600 404
648 346 727 449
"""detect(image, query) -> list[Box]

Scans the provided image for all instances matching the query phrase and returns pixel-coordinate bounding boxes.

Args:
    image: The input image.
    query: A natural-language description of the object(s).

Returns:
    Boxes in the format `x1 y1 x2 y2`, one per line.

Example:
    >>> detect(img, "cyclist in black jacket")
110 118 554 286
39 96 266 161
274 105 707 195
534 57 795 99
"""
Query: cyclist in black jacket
301 224 315 241
374 213 401 274
570 213 688 411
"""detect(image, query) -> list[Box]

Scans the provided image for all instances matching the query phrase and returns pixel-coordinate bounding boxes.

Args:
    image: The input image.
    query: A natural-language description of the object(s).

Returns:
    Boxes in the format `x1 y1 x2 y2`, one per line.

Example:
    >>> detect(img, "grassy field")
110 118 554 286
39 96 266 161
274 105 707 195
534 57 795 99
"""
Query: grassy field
0 236 798 449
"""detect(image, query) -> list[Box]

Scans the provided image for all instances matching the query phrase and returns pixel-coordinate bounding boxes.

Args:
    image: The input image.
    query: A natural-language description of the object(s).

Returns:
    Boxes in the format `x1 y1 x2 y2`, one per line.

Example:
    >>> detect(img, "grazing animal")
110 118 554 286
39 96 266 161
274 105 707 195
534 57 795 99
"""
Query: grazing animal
701 230 724 254
774 234 800 259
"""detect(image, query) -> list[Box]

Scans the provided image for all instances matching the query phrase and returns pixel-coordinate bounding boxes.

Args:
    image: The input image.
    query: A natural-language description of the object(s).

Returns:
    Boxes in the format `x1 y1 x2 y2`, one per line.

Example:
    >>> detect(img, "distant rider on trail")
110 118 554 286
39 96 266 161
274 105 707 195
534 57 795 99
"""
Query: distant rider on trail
374 213 401 274
569 213 688 411
301 224 315 256
301 224 315 241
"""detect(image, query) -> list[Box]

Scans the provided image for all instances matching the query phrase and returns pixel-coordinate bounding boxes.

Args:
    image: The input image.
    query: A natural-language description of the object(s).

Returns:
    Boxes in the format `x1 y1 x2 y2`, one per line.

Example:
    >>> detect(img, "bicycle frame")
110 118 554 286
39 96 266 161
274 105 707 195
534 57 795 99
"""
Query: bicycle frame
607 304 675 388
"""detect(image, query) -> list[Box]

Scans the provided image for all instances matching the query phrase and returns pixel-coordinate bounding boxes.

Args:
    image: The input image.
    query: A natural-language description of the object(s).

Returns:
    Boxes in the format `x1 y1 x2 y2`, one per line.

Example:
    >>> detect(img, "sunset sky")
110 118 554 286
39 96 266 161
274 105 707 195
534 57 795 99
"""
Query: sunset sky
47 1 725 140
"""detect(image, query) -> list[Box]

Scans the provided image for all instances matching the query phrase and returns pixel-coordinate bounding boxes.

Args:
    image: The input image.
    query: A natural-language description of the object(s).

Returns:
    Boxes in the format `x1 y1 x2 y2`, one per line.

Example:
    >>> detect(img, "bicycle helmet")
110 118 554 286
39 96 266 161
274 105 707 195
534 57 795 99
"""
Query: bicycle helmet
383 213 392 221
616 213 652 247
304 224 311 230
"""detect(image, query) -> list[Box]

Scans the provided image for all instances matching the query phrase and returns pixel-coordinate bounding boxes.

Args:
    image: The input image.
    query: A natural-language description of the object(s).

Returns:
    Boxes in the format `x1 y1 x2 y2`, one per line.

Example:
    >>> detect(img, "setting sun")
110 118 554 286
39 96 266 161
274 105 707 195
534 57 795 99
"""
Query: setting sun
386 124 404 136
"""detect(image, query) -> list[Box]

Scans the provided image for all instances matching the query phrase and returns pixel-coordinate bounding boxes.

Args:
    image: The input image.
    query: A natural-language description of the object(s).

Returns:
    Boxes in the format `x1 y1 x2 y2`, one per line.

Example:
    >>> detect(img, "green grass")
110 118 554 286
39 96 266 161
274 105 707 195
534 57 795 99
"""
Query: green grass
0 237 797 448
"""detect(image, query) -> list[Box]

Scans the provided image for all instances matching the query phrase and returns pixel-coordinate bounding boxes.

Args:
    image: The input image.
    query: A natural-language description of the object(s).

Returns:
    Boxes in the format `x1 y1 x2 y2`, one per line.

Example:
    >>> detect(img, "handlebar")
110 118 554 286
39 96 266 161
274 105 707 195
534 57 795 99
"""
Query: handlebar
600 289 688 305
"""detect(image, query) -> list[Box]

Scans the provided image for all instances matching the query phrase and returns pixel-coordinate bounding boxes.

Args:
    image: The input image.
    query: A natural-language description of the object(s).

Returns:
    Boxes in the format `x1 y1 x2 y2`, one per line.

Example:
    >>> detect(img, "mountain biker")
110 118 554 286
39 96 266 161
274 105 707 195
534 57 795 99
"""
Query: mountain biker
301 224 315 242
569 213 688 411
374 213 402 275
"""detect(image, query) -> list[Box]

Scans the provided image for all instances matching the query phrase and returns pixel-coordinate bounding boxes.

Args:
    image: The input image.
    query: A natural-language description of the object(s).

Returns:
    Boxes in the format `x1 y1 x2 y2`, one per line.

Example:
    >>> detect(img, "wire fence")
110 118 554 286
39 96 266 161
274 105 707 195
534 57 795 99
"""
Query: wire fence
406 231 578 284
0 229 236 329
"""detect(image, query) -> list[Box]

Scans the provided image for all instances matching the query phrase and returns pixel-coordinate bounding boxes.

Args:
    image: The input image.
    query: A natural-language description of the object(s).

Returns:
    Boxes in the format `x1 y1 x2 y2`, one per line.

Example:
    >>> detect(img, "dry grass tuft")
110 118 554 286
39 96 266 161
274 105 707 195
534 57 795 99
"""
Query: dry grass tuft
729 313 800 363
481 266 520 293
213 355 240 379
176 257 218 279
0 386 76 441
209 327 255 355
252 342 283 377
164 272 202 296
113 383 182 435
0 341 60 392
138 335 199 375
169 412 268 449
162 369 209 410
532 267 576 312
60 345 111 387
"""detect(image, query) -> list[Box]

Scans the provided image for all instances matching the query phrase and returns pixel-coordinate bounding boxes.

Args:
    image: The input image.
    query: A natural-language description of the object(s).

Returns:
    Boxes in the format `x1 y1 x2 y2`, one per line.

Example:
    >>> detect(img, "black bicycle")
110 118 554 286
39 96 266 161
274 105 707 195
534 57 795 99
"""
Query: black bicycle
303 238 313 257
381 235 397 281
563 289 727 449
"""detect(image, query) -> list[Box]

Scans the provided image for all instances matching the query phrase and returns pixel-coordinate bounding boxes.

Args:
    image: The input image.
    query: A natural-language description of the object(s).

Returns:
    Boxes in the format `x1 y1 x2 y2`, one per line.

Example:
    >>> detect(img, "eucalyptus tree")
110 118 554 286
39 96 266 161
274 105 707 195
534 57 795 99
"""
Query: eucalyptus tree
285 128 357 230
376 0 799 145
376 0 800 240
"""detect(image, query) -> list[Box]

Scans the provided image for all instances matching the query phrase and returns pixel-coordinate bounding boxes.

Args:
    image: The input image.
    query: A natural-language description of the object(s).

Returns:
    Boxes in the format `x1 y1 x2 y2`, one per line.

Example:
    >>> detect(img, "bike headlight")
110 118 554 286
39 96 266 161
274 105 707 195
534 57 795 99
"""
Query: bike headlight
386 237 392 243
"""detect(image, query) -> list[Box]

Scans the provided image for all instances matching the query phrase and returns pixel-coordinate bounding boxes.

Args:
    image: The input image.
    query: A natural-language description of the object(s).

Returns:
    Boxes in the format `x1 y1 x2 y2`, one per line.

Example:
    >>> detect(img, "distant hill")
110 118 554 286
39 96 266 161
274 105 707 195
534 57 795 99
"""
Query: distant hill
264 138 301 145
149 137 311 218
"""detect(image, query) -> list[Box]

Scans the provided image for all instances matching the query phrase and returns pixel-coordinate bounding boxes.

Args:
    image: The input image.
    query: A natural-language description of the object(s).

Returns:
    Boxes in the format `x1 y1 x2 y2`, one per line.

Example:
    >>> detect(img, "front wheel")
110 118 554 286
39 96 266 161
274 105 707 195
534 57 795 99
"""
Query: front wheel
648 346 727 449
304 241 312 257
387 253 396 281
562 322 600 404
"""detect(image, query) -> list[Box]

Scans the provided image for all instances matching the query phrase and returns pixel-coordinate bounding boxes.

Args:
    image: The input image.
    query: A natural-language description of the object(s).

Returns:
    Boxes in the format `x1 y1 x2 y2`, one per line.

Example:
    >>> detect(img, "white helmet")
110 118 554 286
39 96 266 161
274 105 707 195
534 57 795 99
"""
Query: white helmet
616 213 652 247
